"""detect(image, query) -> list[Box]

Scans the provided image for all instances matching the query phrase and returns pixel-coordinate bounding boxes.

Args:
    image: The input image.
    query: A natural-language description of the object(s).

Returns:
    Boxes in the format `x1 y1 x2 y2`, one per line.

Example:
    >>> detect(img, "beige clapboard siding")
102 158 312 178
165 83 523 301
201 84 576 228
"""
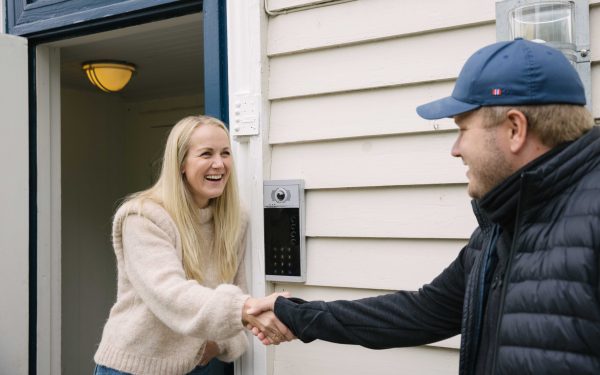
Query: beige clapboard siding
304 186 476 239
269 80 457 143
270 131 467 188
273 284 461 349
273 340 458 375
269 23 496 99
303 237 465 290
593 5 600 50
593 64 600 118
267 0 497 56
592 5 600 117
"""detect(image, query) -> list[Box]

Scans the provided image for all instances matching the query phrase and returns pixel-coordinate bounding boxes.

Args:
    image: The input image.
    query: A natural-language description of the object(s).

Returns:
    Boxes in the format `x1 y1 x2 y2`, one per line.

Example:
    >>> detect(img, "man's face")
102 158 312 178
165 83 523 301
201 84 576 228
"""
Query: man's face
451 109 513 199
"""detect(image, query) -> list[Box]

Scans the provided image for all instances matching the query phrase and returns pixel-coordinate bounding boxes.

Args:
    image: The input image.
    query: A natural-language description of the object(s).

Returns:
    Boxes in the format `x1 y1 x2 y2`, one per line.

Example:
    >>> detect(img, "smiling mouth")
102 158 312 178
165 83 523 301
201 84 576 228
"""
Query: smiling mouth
205 174 223 181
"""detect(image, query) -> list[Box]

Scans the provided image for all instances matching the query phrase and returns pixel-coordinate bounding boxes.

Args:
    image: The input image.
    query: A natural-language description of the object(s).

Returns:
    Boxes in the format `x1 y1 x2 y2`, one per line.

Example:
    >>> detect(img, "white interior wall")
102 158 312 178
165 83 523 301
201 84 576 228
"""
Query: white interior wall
60 88 202 375
61 88 126 375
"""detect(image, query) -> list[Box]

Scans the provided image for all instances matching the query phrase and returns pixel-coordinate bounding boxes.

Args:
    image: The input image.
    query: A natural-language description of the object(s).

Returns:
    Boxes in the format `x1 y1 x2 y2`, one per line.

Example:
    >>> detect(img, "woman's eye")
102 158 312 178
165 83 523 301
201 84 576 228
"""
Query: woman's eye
200 152 211 157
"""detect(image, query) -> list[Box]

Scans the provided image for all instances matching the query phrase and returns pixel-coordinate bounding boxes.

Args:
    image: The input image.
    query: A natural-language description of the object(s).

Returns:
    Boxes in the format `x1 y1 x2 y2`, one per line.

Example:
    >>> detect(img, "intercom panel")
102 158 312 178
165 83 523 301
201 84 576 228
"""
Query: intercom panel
263 180 306 282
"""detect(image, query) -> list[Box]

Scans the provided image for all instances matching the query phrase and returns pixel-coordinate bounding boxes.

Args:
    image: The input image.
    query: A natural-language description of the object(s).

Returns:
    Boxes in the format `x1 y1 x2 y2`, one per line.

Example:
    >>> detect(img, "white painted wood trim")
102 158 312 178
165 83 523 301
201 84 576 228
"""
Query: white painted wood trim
0 33 29 375
227 1 273 374
35 46 62 375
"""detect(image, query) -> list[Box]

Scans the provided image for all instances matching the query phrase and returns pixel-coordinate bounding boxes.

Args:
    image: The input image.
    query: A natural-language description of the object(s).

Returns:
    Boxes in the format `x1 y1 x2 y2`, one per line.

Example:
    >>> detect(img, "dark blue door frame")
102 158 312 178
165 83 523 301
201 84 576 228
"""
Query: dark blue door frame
11 1 230 373
203 0 229 124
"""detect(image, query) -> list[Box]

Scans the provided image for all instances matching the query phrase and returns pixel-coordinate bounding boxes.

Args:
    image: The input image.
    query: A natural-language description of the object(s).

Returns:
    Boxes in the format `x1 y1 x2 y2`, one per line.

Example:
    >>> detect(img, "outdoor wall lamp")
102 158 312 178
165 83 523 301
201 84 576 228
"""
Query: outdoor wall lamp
496 0 592 108
82 61 136 93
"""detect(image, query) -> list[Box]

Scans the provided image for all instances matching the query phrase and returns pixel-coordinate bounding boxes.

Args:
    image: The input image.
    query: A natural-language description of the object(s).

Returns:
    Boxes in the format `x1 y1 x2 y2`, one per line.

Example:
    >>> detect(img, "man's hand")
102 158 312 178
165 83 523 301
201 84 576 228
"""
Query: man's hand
246 311 296 345
199 340 220 366
242 292 294 344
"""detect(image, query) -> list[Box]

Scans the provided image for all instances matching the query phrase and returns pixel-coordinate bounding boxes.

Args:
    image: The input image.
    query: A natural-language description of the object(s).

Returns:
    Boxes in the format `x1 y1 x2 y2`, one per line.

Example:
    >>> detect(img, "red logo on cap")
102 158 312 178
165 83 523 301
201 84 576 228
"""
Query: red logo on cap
492 88 503 96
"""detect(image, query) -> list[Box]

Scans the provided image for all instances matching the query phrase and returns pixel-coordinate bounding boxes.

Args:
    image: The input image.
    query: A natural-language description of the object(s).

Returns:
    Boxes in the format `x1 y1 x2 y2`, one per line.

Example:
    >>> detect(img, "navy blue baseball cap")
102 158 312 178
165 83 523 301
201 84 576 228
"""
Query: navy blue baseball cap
416 38 586 120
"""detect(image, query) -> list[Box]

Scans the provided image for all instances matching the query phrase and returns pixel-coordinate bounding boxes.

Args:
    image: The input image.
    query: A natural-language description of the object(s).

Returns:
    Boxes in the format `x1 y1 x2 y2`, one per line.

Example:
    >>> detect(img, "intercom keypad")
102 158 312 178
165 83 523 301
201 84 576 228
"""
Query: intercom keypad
263 180 305 282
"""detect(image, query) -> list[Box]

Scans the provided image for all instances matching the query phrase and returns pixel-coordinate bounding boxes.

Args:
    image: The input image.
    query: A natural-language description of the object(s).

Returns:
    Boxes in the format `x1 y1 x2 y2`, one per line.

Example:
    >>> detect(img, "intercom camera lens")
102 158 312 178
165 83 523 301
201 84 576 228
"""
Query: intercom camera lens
276 191 286 201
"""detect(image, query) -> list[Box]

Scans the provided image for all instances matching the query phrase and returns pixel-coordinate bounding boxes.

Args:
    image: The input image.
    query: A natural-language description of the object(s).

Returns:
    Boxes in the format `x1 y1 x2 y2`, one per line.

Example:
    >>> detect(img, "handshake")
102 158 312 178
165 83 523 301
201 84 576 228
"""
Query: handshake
241 292 296 345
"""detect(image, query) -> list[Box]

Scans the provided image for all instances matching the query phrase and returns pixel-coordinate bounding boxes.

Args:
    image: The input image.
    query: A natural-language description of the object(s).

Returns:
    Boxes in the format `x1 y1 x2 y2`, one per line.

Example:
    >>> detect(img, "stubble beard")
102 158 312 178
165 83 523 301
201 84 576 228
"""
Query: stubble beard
467 134 513 200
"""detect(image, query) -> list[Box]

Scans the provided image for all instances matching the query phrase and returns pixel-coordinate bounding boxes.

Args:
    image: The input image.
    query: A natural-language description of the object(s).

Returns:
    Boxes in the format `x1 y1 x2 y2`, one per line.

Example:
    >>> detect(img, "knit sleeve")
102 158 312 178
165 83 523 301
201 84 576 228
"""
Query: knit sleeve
216 331 249 362
121 213 249 341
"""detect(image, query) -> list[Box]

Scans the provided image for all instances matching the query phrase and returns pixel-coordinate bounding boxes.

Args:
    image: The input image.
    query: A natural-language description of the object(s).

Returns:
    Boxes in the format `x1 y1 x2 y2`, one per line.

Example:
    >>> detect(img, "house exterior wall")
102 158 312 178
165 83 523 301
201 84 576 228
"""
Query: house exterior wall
258 0 600 374
0 33 29 375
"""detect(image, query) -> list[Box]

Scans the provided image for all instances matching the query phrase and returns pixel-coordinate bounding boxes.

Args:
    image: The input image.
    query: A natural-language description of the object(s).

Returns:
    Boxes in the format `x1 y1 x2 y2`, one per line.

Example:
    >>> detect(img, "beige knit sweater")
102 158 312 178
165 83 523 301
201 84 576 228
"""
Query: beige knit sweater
94 199 250 375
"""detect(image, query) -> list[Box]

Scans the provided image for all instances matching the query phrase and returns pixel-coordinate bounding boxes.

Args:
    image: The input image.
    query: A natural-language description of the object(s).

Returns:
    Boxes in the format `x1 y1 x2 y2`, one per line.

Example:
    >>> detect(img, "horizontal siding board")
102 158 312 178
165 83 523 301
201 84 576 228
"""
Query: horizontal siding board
592 6 600 62
274 284 460 349
593 63 599 118
268 0 353 11
304 237 465 290
269 81 457 143
270 131 467 188
591 5 599 118
267 0 497 56
273 340 459 374
304 186 476 239
269 24 495 99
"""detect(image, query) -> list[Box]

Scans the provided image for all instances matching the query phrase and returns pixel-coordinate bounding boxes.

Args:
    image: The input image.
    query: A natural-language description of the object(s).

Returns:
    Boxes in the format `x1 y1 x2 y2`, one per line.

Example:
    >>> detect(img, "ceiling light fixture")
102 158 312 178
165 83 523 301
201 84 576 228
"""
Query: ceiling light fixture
82 61 136 93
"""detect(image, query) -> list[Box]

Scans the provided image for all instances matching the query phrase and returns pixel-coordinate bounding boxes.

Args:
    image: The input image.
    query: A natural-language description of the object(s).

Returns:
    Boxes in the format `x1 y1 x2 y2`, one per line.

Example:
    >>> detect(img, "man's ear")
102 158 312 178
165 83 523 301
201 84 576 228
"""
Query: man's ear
505 109 528 154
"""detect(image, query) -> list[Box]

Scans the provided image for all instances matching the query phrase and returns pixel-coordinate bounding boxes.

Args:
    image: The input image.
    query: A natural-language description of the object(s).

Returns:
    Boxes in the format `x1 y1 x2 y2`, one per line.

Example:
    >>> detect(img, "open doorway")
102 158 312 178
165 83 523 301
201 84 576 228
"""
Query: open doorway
53 13 205 374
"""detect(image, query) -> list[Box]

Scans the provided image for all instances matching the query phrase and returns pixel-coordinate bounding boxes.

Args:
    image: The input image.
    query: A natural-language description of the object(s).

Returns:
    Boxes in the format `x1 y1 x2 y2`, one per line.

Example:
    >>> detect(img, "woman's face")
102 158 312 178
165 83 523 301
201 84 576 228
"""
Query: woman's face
181 125 232 208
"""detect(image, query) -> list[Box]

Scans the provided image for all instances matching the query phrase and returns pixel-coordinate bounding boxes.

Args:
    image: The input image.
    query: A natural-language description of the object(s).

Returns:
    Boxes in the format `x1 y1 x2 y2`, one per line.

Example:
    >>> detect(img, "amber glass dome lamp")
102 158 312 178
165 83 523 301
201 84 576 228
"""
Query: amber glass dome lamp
82 61 136 93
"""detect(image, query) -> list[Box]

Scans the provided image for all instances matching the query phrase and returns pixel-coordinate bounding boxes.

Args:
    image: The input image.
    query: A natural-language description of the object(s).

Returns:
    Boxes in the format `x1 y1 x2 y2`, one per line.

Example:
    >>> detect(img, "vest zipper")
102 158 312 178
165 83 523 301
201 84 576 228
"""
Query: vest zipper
467 224 500 375
489 173 526 374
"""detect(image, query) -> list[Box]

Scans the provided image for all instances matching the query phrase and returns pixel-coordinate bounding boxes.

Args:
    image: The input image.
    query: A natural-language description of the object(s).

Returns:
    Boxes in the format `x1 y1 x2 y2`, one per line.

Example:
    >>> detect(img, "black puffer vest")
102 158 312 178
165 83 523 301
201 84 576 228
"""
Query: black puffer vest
459 126 600 375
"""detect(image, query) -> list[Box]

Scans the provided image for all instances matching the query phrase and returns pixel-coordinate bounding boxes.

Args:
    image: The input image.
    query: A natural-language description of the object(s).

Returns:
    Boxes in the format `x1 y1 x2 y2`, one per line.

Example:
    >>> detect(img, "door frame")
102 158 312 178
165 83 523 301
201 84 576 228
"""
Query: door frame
25 1 234 374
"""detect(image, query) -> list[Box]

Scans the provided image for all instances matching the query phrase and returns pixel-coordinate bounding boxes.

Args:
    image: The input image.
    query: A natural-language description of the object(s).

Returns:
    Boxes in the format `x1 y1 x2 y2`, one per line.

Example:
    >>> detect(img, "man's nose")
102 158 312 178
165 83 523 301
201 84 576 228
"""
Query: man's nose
450 137 461 158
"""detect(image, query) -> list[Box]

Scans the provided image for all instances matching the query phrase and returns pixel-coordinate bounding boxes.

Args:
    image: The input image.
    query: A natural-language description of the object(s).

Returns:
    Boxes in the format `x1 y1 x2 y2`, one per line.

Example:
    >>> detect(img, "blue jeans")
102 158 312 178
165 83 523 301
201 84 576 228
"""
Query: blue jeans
94 359 229 375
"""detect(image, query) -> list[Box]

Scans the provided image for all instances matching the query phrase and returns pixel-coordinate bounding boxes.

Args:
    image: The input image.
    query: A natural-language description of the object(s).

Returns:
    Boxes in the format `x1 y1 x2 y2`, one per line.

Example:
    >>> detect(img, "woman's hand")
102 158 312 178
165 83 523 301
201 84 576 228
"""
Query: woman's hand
242 292 288 318
199 341 220 366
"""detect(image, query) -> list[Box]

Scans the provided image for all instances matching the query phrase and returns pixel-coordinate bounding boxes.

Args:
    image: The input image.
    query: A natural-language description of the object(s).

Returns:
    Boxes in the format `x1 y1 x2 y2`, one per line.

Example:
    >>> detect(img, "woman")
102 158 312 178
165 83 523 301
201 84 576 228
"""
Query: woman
94 115 290 375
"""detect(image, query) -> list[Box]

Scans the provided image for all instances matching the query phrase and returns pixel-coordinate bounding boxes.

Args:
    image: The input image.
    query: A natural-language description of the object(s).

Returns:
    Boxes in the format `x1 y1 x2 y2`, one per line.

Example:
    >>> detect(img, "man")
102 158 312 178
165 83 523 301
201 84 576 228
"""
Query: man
248 39 600 375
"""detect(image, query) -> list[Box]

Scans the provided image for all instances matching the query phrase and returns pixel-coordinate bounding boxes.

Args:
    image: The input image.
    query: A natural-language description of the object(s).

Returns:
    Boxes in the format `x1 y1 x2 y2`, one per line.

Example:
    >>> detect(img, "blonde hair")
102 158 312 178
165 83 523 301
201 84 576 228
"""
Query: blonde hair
481 104 593 148
124 115 241 284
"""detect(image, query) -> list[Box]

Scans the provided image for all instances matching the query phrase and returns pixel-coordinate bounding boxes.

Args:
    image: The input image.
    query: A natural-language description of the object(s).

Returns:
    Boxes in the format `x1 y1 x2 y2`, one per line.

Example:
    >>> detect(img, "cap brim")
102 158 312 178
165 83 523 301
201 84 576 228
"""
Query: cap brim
416 96 481 120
